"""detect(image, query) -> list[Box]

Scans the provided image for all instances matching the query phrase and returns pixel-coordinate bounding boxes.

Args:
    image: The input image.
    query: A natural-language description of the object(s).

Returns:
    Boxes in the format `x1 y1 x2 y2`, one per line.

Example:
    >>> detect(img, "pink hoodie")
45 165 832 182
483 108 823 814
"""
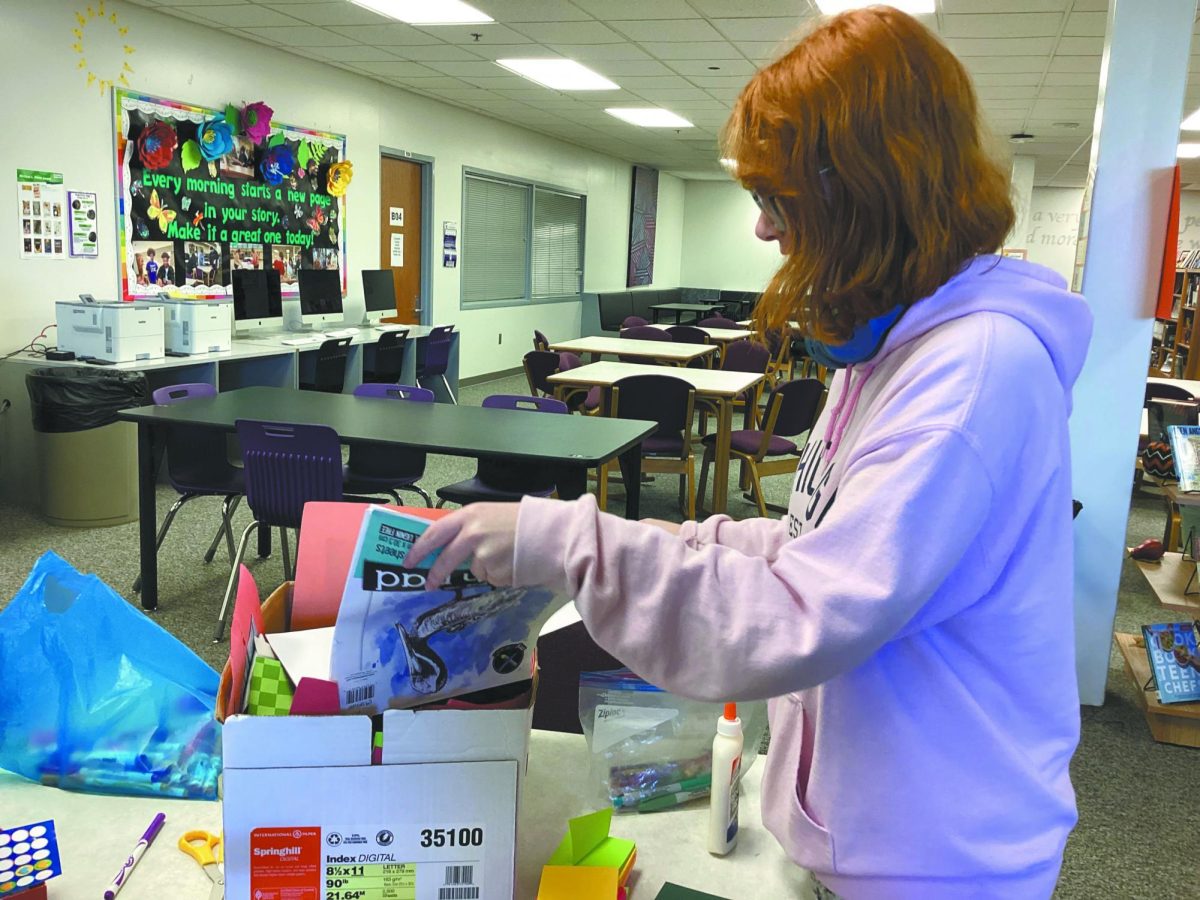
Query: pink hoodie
514 256 1092 899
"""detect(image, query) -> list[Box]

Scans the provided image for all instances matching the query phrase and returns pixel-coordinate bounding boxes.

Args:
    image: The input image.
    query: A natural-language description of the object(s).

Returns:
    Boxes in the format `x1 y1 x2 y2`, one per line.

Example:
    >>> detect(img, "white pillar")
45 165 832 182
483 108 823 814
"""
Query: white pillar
1070 0 1196 705
1008 156 1036 250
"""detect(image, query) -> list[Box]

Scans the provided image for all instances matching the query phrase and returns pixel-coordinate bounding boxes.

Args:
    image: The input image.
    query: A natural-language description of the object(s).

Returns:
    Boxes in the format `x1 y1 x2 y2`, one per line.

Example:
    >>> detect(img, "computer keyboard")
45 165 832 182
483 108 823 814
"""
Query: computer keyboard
325 328 358 338
280 334 326 346
375 325 406 332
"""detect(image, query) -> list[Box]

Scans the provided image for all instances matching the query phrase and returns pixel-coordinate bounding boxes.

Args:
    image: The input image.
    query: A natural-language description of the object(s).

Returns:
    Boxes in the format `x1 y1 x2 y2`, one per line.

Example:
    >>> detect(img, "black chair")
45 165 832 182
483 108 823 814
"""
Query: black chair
524 350 561 397
610 374 697 519
363 329 408 384
533 329 550 351
299 336 352 393
417 324 457 403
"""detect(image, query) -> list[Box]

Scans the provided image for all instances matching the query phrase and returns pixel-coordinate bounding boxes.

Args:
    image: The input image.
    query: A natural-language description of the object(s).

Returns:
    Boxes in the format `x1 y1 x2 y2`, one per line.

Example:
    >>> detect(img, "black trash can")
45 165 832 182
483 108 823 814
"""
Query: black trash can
26 367 150 527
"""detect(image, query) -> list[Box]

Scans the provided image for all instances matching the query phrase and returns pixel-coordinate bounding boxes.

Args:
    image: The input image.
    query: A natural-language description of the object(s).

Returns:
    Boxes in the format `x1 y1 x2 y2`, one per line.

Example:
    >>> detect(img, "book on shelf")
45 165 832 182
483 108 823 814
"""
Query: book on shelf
1141 621 1200 705
1178 249 1191 268
1168 424 1200 491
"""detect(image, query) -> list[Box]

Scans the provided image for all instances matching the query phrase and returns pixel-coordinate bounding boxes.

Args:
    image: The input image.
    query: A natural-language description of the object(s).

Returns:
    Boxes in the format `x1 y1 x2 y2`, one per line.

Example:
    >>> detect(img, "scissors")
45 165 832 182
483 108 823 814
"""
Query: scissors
178 830 224 900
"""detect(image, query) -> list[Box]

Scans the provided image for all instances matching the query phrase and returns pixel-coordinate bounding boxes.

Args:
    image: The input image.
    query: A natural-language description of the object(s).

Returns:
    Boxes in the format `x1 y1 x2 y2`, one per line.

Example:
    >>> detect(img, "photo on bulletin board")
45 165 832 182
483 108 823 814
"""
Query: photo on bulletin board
114 89 347 301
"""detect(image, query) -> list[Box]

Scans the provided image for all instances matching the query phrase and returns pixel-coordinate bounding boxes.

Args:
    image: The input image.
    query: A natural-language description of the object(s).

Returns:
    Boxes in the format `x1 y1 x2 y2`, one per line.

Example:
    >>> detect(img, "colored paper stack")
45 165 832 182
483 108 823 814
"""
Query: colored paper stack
537 808 636 899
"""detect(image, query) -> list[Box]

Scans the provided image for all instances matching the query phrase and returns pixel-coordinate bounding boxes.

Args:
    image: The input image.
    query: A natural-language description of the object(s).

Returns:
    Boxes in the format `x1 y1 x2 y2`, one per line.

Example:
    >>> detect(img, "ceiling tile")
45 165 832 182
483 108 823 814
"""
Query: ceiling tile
709 17 806 42
570 0 696 17
465 42 559 59
349 60 445 77
942 0 1068 9
174 4 301 26
940 13 1064 39
264 2 393 26
1041 71 1099 87
975 85 1038 100
735 40 790 61
983 98 1036 109
306 44 402 61
636 41 744 60
1047 55 1101 74
1064 11 1107 36
963 56 1054 74
613 75 697 92
608 19 725 42
474 0 592 22
240 24 359 45
944 37 1057 56
511 21 623 43
592 59 677 77
425 60 511 77
154 0 249 6
631 87 720 102
667 58 757 77
548 43 651 60
971 72 1044 87
687 0 812 15
1055 36 1105 55
685 74 757 90
387 44 485 61
413 23 533 43
327 23 443 44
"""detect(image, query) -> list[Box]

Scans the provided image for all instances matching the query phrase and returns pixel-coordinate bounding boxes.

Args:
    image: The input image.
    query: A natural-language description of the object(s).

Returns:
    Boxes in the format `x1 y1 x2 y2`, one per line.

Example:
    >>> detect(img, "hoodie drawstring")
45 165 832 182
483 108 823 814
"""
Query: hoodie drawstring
822 363 875 462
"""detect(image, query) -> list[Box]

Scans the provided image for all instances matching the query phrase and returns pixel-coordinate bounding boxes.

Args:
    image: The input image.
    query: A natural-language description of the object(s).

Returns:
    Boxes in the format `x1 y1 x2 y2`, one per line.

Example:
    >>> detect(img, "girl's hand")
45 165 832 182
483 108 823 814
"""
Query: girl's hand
641 518 682 535
405 503 521 587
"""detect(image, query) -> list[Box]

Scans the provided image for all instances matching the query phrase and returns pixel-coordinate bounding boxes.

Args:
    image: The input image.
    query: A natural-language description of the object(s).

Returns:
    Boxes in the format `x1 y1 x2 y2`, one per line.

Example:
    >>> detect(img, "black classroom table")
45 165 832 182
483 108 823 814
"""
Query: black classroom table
118 386 653 611
650 301 724 325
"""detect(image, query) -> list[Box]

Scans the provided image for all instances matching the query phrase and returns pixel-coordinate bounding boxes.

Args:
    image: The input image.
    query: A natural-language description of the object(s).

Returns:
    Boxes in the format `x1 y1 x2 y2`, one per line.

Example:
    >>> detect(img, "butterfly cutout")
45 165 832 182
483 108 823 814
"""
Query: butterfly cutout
181 196 192 211
193 211 204 227
293 204 303 218
137 221 149 238
327 225 338 243
305 207 326 233
147 189 177 234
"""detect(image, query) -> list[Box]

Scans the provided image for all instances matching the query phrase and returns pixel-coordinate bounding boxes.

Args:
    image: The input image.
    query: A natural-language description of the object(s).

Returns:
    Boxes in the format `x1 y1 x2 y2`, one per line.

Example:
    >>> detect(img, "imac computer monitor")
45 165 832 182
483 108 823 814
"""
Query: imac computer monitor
361 269 398 324
297 268 345 327
232 268 283 333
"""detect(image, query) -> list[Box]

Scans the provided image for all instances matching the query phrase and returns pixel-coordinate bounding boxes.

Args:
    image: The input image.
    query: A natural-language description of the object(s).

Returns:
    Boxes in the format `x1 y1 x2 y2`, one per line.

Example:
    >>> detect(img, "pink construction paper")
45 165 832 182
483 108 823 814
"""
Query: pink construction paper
228 565 264 716
289 677 342 715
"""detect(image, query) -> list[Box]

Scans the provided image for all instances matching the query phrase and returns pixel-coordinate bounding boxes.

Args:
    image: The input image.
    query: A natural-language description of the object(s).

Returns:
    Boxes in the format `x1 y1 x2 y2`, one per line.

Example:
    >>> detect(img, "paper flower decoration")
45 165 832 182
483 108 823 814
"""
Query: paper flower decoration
260 144 296 186
136 120 177 170
241 101 274 144
327 161 353 198
197 117 234 161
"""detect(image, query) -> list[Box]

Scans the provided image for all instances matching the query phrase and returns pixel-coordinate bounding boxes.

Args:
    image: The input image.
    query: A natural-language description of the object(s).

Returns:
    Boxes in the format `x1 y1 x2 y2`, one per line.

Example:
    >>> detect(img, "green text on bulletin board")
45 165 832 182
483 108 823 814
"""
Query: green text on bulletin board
113 88 347 301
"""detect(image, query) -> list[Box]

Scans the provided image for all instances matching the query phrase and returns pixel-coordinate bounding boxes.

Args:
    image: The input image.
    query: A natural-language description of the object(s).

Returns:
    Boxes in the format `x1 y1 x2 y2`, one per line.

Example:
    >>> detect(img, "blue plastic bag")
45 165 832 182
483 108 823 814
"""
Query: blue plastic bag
0 551 221 799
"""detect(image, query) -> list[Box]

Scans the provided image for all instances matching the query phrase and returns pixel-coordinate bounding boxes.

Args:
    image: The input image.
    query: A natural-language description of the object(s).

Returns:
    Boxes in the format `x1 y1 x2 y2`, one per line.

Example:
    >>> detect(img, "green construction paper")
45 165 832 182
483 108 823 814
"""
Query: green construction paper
268 132 286 148
298 140 312 169
655 885 731 900
225 103 239 129
180 139 201 173
546 808 634 870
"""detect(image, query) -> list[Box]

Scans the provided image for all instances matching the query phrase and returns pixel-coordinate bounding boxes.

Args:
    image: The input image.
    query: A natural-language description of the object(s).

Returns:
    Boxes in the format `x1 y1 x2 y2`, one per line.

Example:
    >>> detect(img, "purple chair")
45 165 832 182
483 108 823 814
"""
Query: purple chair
417 324 457 403
721 339 772 429
697 378 825 518
533 329 550 351
557 352 602 414
131 383 244 594
363 329 408 384
622 315 649 329
343 383 434 507
436 395 569 507
214 420 344 641
666 325 712 369
698 316 738 329
299 336 352 393
524 350 561 397
611 374 697 519
618 324 674 364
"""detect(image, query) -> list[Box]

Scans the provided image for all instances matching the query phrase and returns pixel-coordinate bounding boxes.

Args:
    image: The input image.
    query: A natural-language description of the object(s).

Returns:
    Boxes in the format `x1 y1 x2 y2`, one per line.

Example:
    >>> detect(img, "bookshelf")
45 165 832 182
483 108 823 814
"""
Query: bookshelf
1150 252 1200 378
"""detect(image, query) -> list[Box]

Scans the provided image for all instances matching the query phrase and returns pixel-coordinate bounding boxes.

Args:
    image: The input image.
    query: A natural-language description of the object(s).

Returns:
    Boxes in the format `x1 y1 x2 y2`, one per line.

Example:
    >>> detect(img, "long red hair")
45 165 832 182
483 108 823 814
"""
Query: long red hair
723 7 1014 341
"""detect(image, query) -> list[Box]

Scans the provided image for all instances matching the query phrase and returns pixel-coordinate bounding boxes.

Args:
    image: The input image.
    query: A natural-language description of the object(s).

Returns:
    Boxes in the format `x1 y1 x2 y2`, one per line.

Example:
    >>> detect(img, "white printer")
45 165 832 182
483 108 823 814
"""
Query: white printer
155 297 233 355
55 300 165 363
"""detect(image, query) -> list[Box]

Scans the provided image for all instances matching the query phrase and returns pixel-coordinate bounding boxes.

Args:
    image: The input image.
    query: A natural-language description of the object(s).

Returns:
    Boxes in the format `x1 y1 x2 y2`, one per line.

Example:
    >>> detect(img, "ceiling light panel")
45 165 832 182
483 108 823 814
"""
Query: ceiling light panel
815 0 935 13
349 0 493 25
496 58 620 91
606 108 695 127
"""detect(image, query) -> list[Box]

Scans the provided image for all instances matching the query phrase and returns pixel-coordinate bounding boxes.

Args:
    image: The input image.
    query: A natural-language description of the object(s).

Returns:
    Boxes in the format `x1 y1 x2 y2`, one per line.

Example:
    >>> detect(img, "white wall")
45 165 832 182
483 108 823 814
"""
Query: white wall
0 0 684 379
1018 187 1085 283
679 180 781 290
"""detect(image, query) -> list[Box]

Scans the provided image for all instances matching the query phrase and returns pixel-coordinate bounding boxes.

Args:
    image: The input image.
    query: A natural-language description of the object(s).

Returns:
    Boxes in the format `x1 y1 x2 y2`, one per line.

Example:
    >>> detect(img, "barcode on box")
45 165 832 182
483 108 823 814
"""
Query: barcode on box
438 864 479 899
345 684 374 705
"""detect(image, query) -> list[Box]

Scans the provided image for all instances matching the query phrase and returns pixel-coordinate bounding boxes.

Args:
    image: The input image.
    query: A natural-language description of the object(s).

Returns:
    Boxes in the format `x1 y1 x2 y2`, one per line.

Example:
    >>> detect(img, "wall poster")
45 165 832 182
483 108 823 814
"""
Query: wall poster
626 164 658 287
68 190 99 258
17 169 67 260
114 89 348 300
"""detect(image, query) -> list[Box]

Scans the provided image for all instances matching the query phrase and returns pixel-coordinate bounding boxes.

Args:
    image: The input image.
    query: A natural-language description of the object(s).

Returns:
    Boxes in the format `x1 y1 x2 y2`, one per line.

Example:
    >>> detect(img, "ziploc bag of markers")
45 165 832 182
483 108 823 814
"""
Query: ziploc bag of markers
0 551 221 800
579 669 767 813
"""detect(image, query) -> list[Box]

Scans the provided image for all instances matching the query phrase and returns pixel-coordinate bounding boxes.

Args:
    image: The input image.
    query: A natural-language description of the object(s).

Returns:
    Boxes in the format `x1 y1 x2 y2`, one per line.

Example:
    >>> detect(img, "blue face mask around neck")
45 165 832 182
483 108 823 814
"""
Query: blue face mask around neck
803 304 905 370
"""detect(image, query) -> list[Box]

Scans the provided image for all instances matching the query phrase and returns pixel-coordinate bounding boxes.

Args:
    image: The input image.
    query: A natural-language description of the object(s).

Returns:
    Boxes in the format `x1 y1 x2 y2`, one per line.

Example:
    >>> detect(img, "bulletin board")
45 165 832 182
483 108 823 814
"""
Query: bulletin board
114 89 348 301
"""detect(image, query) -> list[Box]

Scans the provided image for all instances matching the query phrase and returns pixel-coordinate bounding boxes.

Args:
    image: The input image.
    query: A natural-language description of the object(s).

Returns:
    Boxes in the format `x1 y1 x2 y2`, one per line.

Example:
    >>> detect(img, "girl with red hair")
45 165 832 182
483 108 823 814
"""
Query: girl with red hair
412 8 1091 898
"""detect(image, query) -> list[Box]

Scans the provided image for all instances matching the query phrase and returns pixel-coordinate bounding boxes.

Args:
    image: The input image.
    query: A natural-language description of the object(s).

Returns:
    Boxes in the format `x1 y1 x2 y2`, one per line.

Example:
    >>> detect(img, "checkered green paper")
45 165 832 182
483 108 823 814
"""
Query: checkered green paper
246 656 295 716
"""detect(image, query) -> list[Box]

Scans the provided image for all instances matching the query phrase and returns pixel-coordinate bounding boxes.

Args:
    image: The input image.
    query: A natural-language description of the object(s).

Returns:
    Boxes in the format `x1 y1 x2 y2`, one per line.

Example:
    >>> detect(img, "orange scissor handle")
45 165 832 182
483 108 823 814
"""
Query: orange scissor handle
178 831 223 866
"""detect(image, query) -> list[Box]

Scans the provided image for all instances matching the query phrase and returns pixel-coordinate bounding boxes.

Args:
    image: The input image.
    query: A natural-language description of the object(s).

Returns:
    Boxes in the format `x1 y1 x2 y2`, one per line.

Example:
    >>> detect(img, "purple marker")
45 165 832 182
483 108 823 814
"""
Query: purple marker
103 812 166 899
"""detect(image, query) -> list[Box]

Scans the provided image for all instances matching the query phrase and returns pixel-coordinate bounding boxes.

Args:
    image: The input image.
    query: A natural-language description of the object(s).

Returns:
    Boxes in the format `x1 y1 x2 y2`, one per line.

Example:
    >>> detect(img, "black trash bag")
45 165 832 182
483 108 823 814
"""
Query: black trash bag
26 367 149 433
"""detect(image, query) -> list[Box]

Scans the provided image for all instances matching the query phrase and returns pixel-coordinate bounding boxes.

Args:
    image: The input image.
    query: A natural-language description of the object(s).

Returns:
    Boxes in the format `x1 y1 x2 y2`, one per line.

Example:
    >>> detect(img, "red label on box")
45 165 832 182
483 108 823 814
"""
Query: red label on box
249 827 321 900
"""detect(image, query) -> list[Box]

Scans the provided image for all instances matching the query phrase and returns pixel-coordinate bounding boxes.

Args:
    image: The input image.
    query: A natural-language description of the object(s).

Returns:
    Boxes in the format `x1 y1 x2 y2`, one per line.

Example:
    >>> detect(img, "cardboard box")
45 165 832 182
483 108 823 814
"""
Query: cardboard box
217 504 535 900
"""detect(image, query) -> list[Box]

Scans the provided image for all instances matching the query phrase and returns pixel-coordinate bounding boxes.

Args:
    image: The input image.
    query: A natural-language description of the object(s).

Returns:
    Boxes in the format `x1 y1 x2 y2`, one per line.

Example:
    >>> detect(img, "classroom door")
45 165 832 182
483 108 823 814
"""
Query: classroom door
379 156 423 324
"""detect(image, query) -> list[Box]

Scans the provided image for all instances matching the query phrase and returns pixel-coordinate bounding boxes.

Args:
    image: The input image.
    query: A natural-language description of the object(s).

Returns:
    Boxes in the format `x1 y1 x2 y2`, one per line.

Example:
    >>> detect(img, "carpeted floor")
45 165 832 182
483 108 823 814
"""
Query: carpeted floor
0 373 1196 898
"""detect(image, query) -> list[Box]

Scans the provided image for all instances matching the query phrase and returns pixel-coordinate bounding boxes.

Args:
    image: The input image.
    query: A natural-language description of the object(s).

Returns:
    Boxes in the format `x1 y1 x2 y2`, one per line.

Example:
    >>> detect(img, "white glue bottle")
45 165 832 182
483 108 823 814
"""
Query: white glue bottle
708 702 743 856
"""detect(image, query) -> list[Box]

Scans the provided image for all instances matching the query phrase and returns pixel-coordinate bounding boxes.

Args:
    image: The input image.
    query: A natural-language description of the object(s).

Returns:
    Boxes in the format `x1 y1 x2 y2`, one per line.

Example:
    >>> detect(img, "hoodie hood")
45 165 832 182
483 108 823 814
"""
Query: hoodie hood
820 255 1093 461
878 254 1093 409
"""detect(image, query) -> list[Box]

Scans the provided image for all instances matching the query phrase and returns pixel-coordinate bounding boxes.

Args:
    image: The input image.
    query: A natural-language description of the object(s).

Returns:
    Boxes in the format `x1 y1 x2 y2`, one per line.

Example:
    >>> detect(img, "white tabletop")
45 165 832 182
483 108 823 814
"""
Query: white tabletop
4 344 295 372
236 323 437 351
1148 375 1200 396
550 336 717 363
0 732 809 900
548 361 764 399
646 324 753 342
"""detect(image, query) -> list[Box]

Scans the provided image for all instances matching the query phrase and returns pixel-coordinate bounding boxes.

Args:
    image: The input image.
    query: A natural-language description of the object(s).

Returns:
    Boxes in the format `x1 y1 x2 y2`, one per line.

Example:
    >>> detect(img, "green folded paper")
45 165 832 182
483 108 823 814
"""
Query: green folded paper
547 807 635 870
655 884 731 900
246 656 295 716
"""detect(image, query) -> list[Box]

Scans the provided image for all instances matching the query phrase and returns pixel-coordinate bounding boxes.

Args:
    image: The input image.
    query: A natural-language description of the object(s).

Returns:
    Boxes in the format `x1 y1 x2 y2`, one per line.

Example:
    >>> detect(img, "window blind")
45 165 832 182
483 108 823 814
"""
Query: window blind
462 174 530 304
532 188 584 299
